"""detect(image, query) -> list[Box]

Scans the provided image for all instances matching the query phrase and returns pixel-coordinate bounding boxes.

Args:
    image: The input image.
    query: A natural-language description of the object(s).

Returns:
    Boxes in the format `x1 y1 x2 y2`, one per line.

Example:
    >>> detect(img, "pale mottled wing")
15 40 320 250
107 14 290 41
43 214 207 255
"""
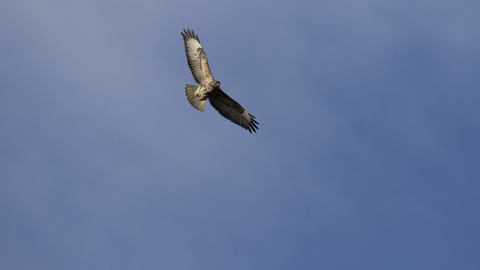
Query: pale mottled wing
182 28 212 85
209 90 259 133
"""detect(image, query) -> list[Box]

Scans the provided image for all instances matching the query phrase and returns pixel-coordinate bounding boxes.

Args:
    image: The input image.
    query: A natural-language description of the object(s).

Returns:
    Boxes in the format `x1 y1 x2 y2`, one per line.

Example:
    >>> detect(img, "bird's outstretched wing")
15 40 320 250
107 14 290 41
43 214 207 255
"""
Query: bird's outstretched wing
209 90 259 133
181 28 214 85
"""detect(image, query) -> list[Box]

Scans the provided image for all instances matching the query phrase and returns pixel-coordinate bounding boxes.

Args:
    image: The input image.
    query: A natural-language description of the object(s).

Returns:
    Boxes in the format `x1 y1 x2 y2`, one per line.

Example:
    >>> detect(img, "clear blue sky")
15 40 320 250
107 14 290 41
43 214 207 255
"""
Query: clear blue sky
1 1 479 269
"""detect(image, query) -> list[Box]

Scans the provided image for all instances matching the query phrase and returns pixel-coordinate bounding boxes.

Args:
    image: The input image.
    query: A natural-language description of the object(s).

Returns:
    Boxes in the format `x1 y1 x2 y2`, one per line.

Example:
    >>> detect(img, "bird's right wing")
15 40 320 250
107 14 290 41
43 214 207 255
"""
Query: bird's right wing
182 28 214 85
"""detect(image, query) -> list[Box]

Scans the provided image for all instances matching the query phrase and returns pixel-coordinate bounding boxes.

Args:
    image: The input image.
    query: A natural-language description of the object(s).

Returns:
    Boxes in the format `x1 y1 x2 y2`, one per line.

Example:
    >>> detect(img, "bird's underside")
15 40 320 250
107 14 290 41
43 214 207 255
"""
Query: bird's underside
181 28 259 133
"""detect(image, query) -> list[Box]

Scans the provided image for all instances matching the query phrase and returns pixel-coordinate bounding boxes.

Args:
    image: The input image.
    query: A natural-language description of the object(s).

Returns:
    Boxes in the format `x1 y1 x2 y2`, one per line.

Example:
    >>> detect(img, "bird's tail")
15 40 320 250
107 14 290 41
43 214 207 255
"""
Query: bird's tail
185 85 207 112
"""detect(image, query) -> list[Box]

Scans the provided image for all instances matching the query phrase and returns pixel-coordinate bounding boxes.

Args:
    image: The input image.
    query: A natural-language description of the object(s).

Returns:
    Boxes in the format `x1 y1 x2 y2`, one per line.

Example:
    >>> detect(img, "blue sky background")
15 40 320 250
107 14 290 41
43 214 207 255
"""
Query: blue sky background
1 0 479 269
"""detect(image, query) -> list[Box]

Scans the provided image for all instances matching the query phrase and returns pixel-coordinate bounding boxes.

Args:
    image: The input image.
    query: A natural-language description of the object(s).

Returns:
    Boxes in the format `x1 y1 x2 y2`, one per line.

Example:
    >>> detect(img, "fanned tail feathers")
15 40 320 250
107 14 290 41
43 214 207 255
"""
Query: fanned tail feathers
185 85 207 112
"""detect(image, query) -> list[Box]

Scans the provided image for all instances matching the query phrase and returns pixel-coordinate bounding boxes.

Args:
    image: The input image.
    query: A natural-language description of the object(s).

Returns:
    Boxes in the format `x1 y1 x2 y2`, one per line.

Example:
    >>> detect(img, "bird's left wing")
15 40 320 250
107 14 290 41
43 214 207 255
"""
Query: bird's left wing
209 90 259 133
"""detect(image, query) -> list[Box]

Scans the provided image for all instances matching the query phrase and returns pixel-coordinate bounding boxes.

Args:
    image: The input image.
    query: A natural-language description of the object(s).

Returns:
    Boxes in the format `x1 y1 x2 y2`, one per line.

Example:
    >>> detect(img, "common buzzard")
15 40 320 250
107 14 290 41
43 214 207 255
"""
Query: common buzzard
181 28 259 133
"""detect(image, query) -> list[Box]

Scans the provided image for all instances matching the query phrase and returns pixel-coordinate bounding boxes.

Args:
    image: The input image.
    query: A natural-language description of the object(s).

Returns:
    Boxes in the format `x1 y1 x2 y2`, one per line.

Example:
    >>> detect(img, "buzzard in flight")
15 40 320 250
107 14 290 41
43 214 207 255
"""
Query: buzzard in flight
181 28 259 133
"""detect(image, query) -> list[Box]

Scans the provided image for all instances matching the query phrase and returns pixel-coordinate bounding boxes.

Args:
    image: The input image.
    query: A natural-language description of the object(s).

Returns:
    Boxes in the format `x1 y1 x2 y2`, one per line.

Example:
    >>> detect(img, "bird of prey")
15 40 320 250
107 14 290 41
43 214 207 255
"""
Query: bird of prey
181 28 259 133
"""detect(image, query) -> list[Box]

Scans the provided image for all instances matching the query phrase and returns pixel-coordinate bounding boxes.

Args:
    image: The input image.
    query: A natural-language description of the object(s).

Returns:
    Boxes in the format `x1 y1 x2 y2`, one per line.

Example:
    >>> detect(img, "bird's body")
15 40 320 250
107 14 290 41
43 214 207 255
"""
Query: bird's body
181 28 259 133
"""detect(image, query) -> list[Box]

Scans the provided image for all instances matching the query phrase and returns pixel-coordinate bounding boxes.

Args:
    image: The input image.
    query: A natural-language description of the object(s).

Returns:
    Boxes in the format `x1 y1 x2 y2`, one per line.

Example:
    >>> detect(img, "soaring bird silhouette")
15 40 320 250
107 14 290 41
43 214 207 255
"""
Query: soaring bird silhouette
181 28 259 133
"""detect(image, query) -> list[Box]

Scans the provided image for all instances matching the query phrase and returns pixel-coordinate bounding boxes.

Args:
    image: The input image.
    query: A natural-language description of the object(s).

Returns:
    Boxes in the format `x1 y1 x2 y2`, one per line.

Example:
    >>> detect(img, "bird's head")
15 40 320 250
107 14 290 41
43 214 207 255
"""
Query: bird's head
214 80 221 88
